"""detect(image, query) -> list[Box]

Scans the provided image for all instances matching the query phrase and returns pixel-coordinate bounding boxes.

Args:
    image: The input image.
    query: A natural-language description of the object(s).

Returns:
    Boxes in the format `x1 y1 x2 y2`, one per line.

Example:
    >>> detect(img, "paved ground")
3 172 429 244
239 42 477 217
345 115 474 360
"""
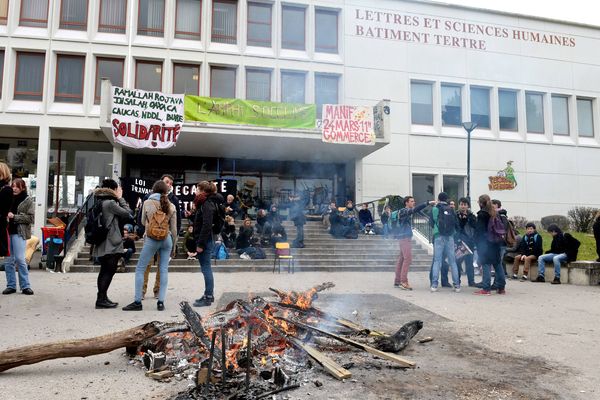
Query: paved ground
0 267 598 400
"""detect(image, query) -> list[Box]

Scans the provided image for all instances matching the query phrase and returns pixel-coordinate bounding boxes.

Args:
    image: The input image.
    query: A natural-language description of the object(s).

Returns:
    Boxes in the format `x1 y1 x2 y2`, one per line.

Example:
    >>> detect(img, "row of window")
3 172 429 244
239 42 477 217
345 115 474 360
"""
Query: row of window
411 81 595 138
0 50 340 115
0 0 339 54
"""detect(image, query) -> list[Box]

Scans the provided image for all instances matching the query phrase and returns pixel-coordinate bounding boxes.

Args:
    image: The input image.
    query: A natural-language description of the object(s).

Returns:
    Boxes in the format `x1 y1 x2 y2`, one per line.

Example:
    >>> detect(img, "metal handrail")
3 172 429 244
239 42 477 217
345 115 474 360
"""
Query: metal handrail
63 192 95 253
412 211 433 243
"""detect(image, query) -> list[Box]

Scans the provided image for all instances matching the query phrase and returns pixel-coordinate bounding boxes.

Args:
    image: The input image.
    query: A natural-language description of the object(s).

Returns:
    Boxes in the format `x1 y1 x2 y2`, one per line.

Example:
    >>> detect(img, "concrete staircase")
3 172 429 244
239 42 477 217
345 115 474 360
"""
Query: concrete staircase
69 220 433 273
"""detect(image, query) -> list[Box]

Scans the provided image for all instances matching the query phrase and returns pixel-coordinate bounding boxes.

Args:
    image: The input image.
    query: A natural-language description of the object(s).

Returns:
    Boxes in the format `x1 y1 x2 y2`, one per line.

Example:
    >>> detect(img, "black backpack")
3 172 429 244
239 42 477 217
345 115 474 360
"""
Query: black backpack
203 198 226 235
84 200 108 245
564 233 581 261
435 204 456 236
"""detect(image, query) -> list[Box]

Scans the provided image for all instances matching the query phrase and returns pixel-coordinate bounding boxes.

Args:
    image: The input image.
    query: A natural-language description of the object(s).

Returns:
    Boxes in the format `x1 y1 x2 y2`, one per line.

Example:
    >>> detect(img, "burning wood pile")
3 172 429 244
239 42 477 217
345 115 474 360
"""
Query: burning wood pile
0 283 424 400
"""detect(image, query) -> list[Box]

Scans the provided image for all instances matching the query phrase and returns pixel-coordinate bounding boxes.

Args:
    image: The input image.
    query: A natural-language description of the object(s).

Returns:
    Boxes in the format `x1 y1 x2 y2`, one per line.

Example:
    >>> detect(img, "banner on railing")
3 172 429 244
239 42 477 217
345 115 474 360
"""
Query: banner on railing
320 104 376 145
111 87 184 150
184 96 316 129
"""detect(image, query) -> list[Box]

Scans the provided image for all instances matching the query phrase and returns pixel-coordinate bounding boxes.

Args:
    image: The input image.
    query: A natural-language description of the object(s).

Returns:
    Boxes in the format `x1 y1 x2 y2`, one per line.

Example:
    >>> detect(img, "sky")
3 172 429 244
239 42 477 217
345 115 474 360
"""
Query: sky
441 0 598 26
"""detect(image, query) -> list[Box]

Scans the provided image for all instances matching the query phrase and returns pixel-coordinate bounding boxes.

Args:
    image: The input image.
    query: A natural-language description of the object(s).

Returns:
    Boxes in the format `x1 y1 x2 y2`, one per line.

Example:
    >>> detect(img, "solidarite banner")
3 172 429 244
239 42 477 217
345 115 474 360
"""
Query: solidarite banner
111 86 184 150
184 96 316 129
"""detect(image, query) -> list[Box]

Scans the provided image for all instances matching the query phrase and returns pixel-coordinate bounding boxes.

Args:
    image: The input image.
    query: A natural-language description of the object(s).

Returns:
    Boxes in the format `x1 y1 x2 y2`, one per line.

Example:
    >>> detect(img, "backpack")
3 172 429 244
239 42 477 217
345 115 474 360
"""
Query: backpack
203 198 226 235
214 242 228 260
252 246 266 259
435 204 456 236
146 201 170 240
84 200 109 245
502 217 517 247
564 233 581 261
487 215 507 243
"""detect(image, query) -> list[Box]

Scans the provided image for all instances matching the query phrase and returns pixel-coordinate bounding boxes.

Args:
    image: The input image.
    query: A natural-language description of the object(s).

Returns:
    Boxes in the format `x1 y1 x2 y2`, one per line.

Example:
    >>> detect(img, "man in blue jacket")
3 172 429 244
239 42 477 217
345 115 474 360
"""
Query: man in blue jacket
394 195 434 290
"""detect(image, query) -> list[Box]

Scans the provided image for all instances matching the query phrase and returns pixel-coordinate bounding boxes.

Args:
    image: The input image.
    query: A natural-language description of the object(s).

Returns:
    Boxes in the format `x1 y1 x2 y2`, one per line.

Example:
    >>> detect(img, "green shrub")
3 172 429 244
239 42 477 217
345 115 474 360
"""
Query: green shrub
567 206 599 233
540 215 570 231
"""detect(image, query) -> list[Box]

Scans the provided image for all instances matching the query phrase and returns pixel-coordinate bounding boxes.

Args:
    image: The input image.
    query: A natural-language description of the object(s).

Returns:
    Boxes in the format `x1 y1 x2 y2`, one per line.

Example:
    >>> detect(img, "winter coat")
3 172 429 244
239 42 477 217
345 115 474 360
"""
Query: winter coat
10 194 35 240
221 223 237 248
236 226 254 250
475 209 500 265
137 191 181 235
92 188 133 258
593 217 600 241
456 210 477 248
395 202 428 240
289 201 306 226
516 233 543 257
548 233 567 255
193 193 224 251
141 193 178 244
0 183 12 256
358 209 374 225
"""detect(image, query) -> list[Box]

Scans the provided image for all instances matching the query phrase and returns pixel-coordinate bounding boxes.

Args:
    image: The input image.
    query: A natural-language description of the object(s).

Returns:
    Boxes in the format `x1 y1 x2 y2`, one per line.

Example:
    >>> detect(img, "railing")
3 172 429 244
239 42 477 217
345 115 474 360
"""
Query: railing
412 211 433 244
63 193 95 254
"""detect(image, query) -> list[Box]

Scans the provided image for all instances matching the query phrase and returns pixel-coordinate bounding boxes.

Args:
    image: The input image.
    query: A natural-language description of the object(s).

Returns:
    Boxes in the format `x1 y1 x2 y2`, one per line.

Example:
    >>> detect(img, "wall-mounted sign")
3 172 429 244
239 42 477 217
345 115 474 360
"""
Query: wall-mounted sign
489 161 517 191
321 105 376 145
184 96 316 129
111 87 184 150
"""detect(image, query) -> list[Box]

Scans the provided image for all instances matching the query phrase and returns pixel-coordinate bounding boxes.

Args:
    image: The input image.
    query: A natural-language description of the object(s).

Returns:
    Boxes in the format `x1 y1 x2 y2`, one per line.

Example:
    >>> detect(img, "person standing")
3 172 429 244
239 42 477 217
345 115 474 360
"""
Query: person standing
593 210 600 262
123 180 177 311
193 181 224 307
430 192 461 293
92 179 132 308
456 197 477 287
289 194 306 248
3 178 35 295
473 194 505 295
0 162 12 260
394 195 434 290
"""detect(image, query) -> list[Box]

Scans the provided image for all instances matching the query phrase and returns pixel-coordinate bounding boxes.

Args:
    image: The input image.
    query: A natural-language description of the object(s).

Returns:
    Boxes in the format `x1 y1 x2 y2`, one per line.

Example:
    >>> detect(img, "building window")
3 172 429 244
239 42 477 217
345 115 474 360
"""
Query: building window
135 60 162 91
212 0 237 44
173 63 199 95
577 98 594 137
55 55 85 103
210 66 235 98
498 89 518 131
441 84 462 126
246 68 270 101
282 5 305 50
526 92 544 133
59 0 88 30
20 0 48 27
247 2 271 47
95 57 124 104
0 50 4 97
281 71 305 104
1 0 10 24
98 0 127 34
410 81 433 125
175 0 201 40
14 52 45 101
551 95 569 135
138 0 165 37
315 8 338 54
470 87 490 129
315 74 339 118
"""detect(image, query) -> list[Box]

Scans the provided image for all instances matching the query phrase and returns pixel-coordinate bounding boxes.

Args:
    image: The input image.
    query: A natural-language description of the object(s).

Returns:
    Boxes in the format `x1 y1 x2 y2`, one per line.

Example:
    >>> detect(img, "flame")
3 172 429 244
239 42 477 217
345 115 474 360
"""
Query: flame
261 357 267 366
279 288 318 310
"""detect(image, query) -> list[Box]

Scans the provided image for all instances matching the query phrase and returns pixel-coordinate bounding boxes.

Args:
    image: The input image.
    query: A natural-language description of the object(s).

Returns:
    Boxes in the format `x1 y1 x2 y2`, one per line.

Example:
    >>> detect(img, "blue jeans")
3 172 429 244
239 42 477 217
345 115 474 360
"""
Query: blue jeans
4 234 31 290
481 261 506 291
134 236 173 302
198 239 215 297
429 259 450 286
537 253 567 279
431 235 459 288
123 248 134 263
459 254 475 286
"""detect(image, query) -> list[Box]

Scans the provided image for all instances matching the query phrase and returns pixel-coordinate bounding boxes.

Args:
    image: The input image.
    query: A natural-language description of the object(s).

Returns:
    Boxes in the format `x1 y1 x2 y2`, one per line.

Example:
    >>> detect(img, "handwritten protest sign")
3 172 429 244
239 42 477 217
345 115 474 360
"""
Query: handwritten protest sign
111 87 184 150
321 105 376 145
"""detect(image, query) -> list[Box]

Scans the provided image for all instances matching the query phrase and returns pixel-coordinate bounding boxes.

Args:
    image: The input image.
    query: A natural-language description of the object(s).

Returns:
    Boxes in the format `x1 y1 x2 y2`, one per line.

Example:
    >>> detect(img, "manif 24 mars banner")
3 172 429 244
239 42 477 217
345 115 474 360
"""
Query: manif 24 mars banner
320 105 376 145
111 87 184 150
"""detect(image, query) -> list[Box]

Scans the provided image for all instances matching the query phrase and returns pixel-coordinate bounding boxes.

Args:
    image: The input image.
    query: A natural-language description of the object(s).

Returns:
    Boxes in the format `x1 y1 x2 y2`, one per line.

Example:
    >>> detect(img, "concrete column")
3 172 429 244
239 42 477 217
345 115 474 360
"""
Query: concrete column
112 146 123 180
34 125 51 239
353 159 363 203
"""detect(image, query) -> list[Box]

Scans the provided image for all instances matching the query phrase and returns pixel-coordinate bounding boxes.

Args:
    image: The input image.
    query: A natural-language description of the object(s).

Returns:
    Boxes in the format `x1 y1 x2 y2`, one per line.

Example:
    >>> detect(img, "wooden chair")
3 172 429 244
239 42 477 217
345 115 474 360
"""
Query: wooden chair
273 242 294 274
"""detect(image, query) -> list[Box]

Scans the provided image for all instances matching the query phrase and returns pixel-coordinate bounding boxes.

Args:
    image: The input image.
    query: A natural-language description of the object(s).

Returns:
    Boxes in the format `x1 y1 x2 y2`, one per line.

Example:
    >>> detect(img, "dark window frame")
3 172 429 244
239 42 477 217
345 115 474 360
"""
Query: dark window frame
14 51 46 101
19 0 49 27
135 59 163 91
173 62 200 95
247 1 272 47
137 0 166 36
211 0 237 44
245 67 271 101
94 56 125 104
59 0 89 30
525 91 545 134
174 0 202 40
54 53 85 103
281 4 306 50
210 65 236 98
98 0 127 34
498 88 519 132
315 8 338 54
1 0 10 25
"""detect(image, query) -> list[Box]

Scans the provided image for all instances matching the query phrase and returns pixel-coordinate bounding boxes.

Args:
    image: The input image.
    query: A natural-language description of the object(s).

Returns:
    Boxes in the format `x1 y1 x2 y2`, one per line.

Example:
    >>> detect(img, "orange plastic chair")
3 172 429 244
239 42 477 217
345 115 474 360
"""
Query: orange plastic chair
273 242 294 274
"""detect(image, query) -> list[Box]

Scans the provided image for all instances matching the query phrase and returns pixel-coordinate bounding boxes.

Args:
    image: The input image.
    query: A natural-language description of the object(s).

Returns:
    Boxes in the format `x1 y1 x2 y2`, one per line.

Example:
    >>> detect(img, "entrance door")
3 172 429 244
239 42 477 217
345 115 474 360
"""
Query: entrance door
442 175 465 203
412 174 436 203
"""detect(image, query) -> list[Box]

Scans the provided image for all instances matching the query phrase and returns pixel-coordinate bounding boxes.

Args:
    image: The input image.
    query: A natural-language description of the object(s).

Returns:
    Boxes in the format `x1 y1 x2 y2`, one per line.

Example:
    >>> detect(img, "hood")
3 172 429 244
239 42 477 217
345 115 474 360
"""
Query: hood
149 193 162 201
498 209 508 216
94 187 118 199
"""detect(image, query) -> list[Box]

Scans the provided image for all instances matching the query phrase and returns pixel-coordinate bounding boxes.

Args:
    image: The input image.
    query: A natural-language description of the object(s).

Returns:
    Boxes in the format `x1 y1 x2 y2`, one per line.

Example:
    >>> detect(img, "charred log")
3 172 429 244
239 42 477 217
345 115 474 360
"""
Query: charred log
373 320 423 353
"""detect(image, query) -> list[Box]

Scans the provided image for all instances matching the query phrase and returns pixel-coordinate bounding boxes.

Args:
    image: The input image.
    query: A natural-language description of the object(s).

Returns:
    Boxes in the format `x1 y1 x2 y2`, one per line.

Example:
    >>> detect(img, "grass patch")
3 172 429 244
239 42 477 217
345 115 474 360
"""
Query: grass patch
526 231 598 261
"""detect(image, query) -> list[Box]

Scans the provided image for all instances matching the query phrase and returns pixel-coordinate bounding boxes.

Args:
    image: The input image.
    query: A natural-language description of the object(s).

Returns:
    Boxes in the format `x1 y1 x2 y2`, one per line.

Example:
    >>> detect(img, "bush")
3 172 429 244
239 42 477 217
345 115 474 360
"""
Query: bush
511 216 528 230
540 215 570 232
567 206 599 233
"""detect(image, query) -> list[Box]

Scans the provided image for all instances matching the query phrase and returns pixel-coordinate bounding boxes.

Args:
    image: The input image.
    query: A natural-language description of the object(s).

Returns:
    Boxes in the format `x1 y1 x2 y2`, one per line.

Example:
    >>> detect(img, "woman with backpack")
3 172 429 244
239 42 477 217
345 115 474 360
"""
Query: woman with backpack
123 180 177 311
92 179 132 308
474 194 505 295
192 181 224 307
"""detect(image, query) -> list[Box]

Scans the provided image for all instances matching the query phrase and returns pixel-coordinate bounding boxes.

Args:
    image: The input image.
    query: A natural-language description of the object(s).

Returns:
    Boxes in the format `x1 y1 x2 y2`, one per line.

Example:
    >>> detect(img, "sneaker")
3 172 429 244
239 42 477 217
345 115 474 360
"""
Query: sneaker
193 295 215 307
240 253 251 260
400 283 413 291
157 301 165 311
122 301 142 311
520 275 528 282
535 275 545 283
454 285 461 293
441 283 452 288
496 289 506 295
511 274 518 280
551 277 561 285
473 289 491 296
430 286 438 292
393 283 400 288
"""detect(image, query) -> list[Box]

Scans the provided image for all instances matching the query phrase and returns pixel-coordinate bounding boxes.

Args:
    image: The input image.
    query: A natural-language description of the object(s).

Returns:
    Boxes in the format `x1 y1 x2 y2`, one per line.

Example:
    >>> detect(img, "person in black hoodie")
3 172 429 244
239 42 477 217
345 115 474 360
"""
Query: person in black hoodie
289 194 306 248
0 162 12 259
456 197 477 287
221 215 237 249
535 224 568 284
192 181 224 307
593 211 600 262
236 218 256 259
511 222 543 281
473 194 504 295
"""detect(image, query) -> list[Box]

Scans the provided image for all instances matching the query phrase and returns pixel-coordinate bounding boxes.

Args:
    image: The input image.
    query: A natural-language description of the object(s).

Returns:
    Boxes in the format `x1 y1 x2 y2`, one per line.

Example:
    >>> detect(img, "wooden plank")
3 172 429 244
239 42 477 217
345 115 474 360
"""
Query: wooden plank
179 301 222 361
283 318 416 369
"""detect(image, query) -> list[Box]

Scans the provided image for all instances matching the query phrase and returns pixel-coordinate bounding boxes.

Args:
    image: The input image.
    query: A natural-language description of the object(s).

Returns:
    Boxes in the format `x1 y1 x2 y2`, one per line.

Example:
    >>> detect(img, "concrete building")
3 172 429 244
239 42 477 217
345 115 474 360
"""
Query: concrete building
1 0 600 237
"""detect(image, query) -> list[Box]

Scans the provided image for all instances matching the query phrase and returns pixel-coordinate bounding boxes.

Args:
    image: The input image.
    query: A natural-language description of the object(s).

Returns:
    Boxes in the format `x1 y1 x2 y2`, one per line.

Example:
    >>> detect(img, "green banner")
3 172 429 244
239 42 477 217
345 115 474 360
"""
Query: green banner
184 96 316 129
